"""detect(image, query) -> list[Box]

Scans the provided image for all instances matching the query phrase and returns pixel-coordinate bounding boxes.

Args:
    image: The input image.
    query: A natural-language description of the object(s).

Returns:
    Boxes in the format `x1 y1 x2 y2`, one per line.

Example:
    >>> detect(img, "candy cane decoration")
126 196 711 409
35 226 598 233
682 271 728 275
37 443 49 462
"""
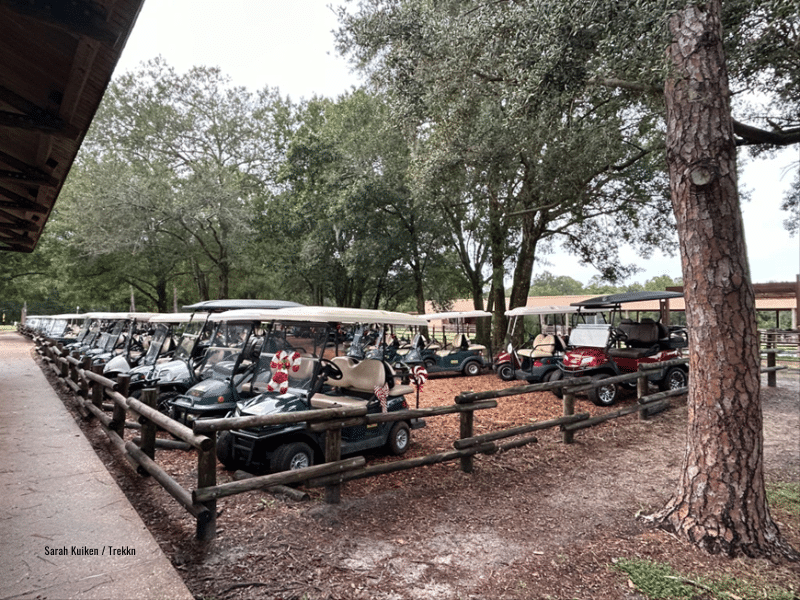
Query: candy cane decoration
410 364 428 391
374 383 389 412
267 350 302 394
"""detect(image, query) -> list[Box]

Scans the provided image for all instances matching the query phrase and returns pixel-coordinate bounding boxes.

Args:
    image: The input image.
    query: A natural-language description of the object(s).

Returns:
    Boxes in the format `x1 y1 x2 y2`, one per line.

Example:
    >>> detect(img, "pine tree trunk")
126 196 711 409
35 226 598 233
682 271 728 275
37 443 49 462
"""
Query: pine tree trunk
654 0 797 560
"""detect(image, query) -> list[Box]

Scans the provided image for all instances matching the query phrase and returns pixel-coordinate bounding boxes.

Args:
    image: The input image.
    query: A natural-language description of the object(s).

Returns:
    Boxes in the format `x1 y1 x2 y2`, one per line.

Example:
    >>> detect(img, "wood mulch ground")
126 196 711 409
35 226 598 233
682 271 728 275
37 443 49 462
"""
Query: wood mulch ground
39 352 800 600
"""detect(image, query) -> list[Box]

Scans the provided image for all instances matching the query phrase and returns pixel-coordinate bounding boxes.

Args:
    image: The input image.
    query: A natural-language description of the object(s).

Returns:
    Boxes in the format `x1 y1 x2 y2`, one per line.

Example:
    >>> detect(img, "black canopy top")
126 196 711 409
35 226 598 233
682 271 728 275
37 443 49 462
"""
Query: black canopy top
571 291 683 309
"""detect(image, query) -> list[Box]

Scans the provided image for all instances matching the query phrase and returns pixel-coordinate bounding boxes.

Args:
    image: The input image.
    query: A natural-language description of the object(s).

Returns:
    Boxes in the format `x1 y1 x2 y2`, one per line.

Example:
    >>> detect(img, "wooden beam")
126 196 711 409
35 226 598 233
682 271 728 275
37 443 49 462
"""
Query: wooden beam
0 208 39 232
1 0 122 44
0 185 48 213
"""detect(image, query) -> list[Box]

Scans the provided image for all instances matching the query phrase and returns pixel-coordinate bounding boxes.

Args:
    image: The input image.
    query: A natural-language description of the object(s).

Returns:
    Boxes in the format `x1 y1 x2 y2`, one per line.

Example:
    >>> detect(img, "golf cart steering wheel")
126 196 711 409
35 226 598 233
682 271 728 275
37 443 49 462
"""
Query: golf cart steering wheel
611 328 628 343
319 358 343 381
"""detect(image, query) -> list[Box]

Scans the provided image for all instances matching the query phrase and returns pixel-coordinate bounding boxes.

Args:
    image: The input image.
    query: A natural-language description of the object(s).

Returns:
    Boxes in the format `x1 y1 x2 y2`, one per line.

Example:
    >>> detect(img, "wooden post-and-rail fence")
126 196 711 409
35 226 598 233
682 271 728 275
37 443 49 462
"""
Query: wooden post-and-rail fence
34 334 700 542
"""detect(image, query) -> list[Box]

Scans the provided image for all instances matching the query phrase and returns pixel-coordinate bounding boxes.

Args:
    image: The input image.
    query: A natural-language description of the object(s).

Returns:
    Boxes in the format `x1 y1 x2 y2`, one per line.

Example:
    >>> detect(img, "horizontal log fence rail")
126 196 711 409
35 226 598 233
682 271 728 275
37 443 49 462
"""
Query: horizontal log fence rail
34 334 698 542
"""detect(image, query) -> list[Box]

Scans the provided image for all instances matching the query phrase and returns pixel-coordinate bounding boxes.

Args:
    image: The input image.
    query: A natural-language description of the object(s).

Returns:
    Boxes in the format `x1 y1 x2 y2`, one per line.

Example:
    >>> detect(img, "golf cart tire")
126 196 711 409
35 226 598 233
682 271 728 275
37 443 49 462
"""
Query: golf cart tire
659 366 688 392
387 421 411 455
216 431 240 471
548 369 564 399
498 363 515 381
271 442 314 473
588 374 619 407
159 391 184 415
424 358 436 371
463 361 481 376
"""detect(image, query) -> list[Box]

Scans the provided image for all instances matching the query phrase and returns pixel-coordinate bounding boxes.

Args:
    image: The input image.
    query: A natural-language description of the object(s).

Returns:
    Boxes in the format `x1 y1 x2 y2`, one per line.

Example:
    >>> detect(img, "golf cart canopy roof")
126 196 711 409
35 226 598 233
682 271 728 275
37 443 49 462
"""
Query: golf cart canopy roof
209 306 428 327
182 299 304 312
84 312 159 321
504 305 606 317
149 312 197 324
571 291 684 309
423 310 492 321
49 313 86 320
275 306 428 326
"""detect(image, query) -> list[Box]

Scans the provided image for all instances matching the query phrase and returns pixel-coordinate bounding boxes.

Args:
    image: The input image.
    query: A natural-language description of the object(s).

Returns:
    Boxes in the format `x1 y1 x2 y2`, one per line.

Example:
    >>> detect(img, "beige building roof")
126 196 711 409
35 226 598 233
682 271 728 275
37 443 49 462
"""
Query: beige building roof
430 294 796 314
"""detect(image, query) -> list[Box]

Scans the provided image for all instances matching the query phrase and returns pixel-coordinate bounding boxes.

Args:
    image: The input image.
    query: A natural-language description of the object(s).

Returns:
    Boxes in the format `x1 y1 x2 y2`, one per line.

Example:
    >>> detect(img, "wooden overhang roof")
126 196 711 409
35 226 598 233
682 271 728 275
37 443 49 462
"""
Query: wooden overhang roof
0 0 145 252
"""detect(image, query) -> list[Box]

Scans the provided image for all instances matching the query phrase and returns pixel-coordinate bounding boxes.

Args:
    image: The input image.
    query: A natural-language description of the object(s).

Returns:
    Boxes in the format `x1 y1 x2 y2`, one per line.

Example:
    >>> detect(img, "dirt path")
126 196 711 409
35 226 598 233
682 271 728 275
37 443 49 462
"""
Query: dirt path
39 351 800 599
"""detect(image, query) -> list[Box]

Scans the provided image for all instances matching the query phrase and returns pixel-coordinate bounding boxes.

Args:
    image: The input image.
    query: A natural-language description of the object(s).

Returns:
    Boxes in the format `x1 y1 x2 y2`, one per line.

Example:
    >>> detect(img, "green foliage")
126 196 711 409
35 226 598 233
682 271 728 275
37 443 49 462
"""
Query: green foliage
767 482 800 517
613 557 796 599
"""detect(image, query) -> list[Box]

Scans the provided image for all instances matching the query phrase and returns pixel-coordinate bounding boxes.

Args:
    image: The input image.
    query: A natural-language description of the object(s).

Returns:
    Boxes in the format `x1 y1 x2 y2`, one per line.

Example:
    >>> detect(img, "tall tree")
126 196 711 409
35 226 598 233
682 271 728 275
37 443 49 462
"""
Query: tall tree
650 0 798 559
337 0 677 347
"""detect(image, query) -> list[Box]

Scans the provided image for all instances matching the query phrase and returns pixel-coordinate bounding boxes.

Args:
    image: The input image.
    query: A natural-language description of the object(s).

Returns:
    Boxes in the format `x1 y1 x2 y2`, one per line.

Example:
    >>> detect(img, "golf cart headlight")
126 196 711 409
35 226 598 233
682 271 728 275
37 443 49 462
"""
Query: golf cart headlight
580 356 594 366
158 369 171 380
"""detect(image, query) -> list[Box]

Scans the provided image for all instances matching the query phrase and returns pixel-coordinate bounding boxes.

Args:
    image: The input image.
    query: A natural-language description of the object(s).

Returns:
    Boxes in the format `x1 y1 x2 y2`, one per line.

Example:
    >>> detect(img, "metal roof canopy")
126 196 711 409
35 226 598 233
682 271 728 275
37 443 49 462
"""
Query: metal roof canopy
571 291 684 309
0 0 146 252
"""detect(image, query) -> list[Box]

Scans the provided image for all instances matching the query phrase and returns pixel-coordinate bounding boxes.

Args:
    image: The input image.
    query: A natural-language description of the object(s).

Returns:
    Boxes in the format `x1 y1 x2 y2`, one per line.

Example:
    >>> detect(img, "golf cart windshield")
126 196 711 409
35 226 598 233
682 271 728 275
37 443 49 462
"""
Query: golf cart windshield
568 324 611 348
173 319 209 362
196 322 254 380
141 324 168 367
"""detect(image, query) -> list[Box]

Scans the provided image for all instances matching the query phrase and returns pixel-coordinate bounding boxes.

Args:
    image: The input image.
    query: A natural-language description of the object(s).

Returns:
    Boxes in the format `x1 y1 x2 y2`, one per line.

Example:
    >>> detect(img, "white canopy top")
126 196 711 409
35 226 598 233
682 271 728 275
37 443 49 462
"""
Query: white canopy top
210 306 427 327
149 312 197 323
84 312 159 321
423 310 492 321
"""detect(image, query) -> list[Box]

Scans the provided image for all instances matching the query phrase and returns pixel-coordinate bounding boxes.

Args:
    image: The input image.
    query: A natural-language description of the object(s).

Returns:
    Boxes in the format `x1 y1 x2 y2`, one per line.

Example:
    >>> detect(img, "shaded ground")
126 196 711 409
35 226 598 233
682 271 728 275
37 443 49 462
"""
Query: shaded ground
38 351 800 600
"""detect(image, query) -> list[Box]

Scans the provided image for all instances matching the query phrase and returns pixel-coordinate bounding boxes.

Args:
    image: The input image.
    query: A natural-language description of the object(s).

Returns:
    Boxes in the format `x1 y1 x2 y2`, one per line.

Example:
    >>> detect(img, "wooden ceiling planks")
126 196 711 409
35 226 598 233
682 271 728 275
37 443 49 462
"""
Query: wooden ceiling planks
0 0 146 252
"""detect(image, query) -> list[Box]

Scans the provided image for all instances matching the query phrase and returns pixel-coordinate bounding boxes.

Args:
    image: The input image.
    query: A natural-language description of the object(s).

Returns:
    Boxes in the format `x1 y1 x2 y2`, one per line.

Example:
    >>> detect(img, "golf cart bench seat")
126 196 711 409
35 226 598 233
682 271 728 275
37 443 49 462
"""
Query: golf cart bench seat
518 333 559 359
610 319 666 358
328 356 410 396
436 333 486 356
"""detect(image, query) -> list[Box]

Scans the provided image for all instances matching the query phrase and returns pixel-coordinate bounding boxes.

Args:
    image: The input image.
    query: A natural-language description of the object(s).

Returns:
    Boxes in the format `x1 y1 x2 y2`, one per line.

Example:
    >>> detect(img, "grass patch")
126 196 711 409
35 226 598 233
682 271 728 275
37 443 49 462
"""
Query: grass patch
613 557 796 599
768 482 800 518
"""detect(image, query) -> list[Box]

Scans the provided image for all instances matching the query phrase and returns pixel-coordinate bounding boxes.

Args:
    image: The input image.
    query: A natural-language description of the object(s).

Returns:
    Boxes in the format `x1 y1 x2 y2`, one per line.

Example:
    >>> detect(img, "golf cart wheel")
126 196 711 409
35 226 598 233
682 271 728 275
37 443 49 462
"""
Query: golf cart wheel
387 422 411 455
548 369 564 399
216 431 240 471
498 363 515 381
463 361 481 376
156 391 179 415
659 366 688 392
424 357 436 371
588 374 619 406
271 442 314 473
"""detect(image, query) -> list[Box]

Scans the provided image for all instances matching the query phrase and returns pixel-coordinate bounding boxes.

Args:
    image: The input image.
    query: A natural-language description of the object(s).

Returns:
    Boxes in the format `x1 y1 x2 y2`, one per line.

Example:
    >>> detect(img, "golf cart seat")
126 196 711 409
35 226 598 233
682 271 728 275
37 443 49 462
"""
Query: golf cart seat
519 333 556 358
311 357 391 409
610 319 661 358
439 333 486 354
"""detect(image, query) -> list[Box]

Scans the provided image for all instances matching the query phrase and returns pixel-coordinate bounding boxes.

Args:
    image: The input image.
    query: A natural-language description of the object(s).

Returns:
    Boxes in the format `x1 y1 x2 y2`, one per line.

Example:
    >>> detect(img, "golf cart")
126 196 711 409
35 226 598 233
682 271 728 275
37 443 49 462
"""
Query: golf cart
402 310 491 377
215 306 428 473
127 300 304 414
105 312 191 381
86 312 158 368
557 291 688 406
493 305 604 383
345 311 422 370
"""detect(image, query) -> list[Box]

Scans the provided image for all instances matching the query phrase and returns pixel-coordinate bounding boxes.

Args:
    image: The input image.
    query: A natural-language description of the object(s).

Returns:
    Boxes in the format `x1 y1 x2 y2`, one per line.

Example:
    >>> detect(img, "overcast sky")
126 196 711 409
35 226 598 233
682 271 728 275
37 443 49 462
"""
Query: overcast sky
113 0 799 287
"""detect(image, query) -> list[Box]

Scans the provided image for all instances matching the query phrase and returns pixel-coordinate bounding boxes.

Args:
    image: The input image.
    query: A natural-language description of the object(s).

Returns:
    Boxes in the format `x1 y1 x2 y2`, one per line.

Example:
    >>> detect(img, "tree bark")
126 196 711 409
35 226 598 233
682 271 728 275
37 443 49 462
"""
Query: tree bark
653 0 797 560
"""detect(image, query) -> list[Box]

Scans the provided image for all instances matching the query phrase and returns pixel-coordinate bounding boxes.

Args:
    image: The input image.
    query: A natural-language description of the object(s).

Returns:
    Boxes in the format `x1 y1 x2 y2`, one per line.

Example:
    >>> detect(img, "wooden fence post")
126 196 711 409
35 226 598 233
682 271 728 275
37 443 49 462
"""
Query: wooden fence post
767 349 777 388
324 428 343 504
637 373 649 420
459 410 474 473
562 390 575 444
138 388 158 470
91 364 104 409
196 433 217 541
112 374 130 439
80 356 92 398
